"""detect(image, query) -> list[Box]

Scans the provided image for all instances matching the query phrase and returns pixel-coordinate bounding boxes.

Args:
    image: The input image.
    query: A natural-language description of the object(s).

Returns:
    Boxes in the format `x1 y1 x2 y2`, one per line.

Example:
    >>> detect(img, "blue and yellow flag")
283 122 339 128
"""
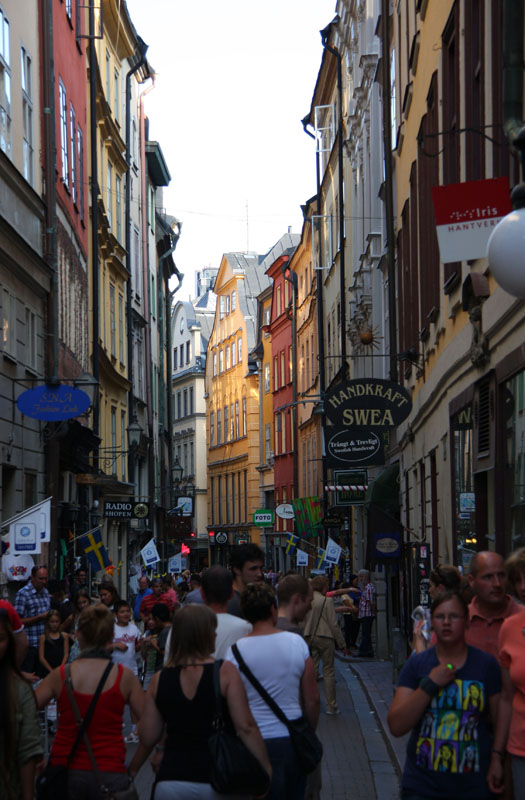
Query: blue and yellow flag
285 533 299 555
315 548 326 570
79 529 111 572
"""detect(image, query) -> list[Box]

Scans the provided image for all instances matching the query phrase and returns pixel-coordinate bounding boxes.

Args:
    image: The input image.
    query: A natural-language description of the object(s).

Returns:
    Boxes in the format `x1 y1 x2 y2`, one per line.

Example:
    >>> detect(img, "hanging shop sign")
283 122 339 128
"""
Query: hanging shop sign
103 500 149 519
373 531 401 559
17 384 91 421
432 176 511 263
325 425 385 467
275 503 295 520
253 510 274 526
331 470 368 506
324 379 412 428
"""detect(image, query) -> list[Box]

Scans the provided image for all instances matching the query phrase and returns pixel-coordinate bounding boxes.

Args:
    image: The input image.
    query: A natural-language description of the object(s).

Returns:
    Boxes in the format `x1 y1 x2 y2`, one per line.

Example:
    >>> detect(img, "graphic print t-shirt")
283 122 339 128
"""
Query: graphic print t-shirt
112 622 140 674
398 645 501 799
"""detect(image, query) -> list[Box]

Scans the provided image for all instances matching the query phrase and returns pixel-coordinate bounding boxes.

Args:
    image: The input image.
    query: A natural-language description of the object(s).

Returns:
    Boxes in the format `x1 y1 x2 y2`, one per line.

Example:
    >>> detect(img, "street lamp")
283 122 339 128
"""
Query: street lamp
127 417 143 451
487 185 525 297
172 456 183 485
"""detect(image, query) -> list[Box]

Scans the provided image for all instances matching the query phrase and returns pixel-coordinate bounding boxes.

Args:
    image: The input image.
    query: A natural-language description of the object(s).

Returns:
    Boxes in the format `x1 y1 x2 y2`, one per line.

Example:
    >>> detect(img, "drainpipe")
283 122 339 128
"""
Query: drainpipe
381 0 398 383
125 37 149 486
503 0 524 149
321 19 347 375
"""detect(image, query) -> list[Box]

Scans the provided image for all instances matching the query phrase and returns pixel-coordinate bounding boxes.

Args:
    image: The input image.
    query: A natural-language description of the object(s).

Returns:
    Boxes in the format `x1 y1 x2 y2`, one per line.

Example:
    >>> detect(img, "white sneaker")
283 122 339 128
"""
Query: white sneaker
325 708 341 715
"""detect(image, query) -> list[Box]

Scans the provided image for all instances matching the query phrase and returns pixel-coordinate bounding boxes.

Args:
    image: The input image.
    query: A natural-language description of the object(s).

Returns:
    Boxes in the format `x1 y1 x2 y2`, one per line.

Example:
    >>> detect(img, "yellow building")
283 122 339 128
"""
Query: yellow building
205 234 299 562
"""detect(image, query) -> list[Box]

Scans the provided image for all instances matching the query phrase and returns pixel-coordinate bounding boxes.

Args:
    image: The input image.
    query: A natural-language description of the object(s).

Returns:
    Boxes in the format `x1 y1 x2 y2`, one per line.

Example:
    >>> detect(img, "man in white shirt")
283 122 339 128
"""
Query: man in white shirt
163 565 251 664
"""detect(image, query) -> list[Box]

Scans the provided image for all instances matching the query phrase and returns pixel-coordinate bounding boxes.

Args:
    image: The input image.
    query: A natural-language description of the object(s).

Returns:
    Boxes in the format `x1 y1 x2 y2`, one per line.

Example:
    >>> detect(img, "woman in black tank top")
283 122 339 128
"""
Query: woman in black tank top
133 604 271 799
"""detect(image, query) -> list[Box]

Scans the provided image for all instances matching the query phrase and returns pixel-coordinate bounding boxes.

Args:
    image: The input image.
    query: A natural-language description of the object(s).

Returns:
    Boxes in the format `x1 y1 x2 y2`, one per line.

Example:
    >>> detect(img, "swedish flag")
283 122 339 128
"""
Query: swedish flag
285 533 299 555
315 548 326 570
79 529 111 572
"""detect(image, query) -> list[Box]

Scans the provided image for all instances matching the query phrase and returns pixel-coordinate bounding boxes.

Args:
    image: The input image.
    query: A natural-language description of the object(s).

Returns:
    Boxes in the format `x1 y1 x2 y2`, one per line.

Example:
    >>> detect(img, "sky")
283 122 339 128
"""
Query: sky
125 0 337 299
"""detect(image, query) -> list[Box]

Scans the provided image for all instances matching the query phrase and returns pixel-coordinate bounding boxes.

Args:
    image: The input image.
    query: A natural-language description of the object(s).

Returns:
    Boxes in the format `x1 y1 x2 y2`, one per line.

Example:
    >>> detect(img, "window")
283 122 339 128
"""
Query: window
2 288 15 357
274 413 280 455
65 0 72 20
289 345 293 382
69 103 76 203
230 403 234 440
280 351 286 386
105 49 110 101
107 161 112 227
226 295 230 315
21 47 32 183
273 356 278 390
235 400 239 438
210 411 215 447
242 396 247 436
113 68 119 123
183 389 187 417
217 409 222 444
77 126 84 220
306 339 310 388
115 175 121 240
284 279 289 309
213 352 217 376
219 295 225 319
190 440 194 475
183 443 188 476
263 306 270 331
109 284 116 357
238 337 242 363
231 342 236 367
189 386 194 415
179 344 183 366
0 10 10 156
150 272 156 317
390 49 397 146
120 411 126 482
276 285 281 315
186 341 190 364
219 349 224 373
133 226 140 297
231 290 236 310
25 306 36 370
111 407 117 471
224 406 229 442
118 293 124 363
177 391 181 419
265 423 271 463
264 363 270 392
173 347 178 369
226 346 231 370
58 80 68 185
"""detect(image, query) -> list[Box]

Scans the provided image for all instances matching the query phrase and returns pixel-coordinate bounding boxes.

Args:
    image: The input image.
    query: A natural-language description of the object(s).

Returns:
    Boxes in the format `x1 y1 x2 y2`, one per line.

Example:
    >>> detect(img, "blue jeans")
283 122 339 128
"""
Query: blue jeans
265 736 307 800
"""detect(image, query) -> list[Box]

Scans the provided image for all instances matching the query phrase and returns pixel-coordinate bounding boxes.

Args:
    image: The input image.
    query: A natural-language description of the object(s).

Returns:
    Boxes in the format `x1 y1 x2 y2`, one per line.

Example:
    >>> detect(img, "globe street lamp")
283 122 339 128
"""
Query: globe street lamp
487 184 525 297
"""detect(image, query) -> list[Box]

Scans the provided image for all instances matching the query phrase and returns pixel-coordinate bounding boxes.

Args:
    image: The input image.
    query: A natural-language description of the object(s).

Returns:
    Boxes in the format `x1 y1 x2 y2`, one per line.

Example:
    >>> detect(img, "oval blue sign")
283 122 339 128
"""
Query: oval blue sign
17 384 91 421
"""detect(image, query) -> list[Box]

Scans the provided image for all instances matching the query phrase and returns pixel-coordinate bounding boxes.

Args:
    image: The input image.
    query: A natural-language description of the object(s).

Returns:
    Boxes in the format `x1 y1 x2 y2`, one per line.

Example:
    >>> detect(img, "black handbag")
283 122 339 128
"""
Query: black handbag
208 660 271 796
36 661 114 800
232 643 323 774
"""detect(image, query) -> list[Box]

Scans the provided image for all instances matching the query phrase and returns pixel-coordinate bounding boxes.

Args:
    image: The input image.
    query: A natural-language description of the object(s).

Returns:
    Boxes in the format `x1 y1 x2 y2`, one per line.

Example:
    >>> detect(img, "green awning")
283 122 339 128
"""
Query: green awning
365 462 400 512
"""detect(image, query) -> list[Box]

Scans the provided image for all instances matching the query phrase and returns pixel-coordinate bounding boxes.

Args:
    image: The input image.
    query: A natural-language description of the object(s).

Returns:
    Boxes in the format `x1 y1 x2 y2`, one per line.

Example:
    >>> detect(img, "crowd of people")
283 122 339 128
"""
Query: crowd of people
3 541 525 799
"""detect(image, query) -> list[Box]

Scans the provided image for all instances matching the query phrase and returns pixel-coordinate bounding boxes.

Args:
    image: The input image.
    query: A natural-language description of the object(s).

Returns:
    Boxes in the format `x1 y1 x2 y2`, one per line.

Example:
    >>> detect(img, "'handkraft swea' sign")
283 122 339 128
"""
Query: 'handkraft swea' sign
324 378 412 428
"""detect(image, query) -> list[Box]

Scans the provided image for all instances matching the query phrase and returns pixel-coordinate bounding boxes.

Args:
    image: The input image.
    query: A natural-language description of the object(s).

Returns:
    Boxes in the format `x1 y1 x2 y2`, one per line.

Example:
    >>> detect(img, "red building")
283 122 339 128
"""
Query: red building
266 251 298 536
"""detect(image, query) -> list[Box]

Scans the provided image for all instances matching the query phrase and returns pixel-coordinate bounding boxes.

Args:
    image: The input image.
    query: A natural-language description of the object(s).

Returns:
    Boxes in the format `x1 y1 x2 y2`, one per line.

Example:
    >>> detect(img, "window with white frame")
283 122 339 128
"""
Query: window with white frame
219 295 225 319
226 346 230 370
65 0 72 20
25 306 36 370
213 352 217 376
115 175 121 241
231 342 236 367
265 423 271 463
235 400 239 438
113 68 119 123
173 347 178 370
105 49 110 101
77 126 84 220
21 47 32 183
231 290 236 311
210 410 215 446
242 396 247 436
217 409 222 444
219 349 224 373
118 293 124 363
226 295 230 315
110 407 117 472
133 226 140 298
106 161 112 227
224 406 229 442
237 336 242 364
109 284 116 357
264 363 270 392
120 410 126 482
0 10 10 157
58 80 68 185
69 103 76 203
1 287 15 357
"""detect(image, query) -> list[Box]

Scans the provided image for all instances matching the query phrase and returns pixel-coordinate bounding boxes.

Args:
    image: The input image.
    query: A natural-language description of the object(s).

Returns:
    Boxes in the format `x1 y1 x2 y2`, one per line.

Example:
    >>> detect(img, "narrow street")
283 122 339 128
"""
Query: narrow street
128 658 405 800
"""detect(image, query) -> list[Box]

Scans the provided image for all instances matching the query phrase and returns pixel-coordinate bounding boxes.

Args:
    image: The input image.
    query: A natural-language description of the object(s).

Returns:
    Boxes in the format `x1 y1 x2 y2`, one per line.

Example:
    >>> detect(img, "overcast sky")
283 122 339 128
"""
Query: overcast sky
125 0 336 299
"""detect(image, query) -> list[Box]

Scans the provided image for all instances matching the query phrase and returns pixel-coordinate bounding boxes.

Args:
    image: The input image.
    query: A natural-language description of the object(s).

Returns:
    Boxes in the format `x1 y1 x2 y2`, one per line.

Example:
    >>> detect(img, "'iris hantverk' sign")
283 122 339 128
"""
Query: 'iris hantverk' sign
324 378 412 429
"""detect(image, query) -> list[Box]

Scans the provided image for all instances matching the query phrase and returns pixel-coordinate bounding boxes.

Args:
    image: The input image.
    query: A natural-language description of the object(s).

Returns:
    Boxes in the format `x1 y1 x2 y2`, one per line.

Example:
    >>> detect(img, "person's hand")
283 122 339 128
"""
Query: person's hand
22 671 39 683
487 752 505 794
429 662 457 687
115 642 127 652
150 748 163 774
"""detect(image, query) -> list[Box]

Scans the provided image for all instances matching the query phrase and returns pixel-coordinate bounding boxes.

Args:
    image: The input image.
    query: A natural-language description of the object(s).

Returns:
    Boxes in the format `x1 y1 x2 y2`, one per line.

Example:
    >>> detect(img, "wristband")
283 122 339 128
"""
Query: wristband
419 676 440 697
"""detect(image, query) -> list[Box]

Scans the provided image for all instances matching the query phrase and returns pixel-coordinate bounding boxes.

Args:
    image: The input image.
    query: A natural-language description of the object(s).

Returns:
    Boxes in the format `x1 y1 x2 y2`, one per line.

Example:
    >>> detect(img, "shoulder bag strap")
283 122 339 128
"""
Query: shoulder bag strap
211 659 225 726
231 643 291 729
64 660 114 782
311 597 327 638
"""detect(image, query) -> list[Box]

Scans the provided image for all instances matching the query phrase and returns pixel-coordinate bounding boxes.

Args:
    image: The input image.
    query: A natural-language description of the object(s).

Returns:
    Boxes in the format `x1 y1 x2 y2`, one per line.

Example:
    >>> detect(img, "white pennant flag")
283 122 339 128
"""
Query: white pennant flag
141 538 160 567
324 537 342 565
296 549 309 567
8 498 52 554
